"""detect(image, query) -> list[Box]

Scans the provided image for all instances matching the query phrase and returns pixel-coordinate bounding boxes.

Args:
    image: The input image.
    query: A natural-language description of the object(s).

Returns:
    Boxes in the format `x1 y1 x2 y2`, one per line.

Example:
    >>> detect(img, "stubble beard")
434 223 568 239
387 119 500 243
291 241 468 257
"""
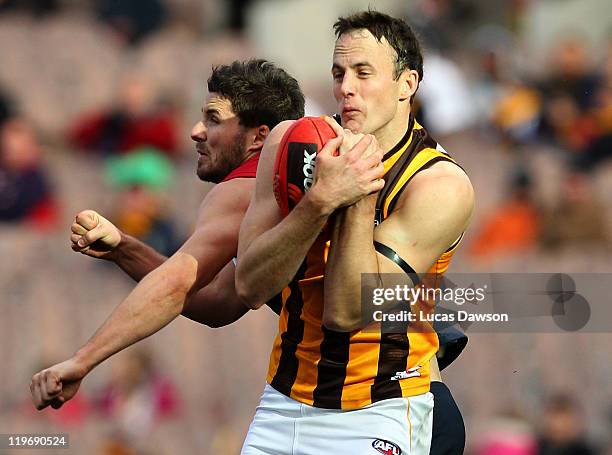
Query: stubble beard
196 131 247 183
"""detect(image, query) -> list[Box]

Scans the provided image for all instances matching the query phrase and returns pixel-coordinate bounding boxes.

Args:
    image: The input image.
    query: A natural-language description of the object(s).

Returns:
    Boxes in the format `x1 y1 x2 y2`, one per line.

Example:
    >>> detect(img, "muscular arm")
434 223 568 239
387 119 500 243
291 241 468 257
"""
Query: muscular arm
235 121 383 307
72 211 253 326
182 260 248 327
71 210 169 282
73 178 253 373
107 233 168 281
323 162 474 331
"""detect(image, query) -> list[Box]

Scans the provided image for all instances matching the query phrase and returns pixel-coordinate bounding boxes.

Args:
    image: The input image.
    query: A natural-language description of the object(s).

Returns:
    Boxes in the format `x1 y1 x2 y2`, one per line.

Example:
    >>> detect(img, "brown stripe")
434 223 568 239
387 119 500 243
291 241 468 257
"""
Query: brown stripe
312 326 351 408
370 324 410 403
270 262 307 396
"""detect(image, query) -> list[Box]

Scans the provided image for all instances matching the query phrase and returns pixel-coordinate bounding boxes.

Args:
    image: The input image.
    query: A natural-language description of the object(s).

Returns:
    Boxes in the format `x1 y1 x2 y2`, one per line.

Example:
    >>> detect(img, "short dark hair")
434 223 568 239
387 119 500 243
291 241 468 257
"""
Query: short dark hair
207 59 305 129
333 10 423 84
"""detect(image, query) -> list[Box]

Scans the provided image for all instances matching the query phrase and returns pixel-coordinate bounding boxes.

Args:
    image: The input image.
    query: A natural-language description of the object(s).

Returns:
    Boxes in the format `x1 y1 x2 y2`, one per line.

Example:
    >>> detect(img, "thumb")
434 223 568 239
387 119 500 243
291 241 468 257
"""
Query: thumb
75 210 100 230
318 135 343 158
322 115 344 137
77 223 106 248
44 370 62 395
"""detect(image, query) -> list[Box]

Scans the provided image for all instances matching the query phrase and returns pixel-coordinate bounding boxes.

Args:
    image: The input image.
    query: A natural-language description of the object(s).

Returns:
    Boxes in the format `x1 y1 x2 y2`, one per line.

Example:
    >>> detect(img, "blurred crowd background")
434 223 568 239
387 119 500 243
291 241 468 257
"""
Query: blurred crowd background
0 0 611 453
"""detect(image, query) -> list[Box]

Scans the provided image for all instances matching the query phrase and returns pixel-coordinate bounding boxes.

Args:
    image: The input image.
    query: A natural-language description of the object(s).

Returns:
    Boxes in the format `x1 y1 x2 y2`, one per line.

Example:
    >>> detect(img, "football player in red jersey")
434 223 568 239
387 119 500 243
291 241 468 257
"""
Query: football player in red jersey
30 59 304 410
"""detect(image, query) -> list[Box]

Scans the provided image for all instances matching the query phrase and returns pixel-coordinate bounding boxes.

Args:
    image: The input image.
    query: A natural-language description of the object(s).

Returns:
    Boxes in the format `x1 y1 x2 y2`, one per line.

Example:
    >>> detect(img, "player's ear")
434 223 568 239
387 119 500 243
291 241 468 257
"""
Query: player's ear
249 125 271 152
398 69 419 102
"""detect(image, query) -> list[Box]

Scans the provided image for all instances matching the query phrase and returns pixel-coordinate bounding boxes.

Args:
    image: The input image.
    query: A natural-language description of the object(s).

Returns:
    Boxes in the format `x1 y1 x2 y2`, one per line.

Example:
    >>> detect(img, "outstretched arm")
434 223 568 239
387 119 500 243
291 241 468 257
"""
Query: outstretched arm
182 260 249 327
31 178 253 410
71 210 168 282
71 210 261 327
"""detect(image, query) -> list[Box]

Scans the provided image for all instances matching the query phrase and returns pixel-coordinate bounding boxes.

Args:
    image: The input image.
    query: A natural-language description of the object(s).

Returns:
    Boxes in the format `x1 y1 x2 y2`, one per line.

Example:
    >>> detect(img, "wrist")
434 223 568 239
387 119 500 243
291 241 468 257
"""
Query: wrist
105 231 128 262
346 193 377 214
303 187 335 217
72 348 97 375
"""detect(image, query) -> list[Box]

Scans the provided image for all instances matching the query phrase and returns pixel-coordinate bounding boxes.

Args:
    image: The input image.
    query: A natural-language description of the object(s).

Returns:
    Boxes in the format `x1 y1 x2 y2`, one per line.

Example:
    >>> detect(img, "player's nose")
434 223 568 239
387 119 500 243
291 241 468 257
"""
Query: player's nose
339 73 356 97
191 121 207 142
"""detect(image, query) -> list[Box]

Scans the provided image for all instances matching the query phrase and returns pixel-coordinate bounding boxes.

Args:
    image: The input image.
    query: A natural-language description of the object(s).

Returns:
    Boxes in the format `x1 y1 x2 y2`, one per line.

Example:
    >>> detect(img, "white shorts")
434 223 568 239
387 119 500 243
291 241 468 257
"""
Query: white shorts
241 384 433 455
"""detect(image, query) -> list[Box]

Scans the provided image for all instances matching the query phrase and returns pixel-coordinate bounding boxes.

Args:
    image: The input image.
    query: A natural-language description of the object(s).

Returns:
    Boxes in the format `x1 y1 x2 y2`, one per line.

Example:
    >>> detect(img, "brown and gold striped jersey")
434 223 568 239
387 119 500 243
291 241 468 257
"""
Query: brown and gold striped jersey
267 115 464 409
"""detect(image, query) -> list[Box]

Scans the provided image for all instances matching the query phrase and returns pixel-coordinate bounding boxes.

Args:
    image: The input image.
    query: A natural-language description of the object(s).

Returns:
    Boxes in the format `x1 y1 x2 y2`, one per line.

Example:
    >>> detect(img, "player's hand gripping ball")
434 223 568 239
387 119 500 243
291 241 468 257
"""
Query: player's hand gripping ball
273 116 338 216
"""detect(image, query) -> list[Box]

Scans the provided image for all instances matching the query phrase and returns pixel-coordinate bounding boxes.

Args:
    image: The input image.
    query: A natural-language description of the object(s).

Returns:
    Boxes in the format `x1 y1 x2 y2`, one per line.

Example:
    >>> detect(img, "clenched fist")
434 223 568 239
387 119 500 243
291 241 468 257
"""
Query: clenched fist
70 210 121 259
30 358 88 410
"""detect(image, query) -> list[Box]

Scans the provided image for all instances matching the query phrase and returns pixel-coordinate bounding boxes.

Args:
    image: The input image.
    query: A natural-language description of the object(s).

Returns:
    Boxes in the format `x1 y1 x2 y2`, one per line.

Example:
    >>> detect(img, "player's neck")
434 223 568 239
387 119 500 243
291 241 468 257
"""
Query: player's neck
373 109 412 152
242 150 259 163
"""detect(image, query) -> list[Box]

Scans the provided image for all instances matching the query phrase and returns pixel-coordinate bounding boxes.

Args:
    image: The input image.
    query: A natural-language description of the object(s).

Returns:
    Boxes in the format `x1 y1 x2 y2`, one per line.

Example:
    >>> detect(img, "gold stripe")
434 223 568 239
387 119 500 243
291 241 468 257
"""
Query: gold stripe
341 330 381 406
383 149 457 218
290 279 324 406
382 129 414 174
290 237 328 404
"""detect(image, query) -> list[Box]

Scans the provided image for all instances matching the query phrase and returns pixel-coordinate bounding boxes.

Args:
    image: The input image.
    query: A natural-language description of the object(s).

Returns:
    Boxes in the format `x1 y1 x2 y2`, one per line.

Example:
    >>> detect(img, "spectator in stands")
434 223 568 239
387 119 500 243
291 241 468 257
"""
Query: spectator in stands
540 166 609 250
469 168 540 260
0 0 60 18
227 0 254 33
572 39 612 171
96 348 179 448
475 409 537 455
0 117 58 230
104 148 180 257
67 73 180 158
537 393 599 455
539 36 602 153
96 0 167 45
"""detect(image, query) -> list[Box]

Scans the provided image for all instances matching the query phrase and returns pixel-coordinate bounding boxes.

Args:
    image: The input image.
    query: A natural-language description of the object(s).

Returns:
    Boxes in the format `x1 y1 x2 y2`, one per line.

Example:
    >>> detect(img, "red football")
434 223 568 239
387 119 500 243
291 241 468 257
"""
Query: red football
273 117 337 216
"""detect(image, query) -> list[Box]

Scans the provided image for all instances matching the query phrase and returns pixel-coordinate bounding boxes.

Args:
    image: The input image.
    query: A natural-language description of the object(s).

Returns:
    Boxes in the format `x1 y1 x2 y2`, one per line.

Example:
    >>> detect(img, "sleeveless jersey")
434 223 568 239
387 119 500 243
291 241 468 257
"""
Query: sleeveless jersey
222 153 260 182
267 116 464 409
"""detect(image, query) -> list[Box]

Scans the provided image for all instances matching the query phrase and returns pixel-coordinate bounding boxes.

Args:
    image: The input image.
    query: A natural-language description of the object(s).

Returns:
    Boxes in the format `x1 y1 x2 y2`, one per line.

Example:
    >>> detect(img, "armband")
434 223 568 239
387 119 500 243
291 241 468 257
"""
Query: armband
373 241 420 284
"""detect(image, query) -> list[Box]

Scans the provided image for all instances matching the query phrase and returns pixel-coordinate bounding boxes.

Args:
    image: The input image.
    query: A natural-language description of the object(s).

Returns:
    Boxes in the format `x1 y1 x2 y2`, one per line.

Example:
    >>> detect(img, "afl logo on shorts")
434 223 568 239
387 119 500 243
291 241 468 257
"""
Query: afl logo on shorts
372 439 402 455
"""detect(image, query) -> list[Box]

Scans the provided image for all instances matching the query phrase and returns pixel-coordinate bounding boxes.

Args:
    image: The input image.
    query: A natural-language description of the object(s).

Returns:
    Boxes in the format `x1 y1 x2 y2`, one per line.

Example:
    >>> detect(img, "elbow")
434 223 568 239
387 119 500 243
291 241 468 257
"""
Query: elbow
159 273 193 313
322 311 362 333
204 319 227 329
234 259 268 310
234 274 264 310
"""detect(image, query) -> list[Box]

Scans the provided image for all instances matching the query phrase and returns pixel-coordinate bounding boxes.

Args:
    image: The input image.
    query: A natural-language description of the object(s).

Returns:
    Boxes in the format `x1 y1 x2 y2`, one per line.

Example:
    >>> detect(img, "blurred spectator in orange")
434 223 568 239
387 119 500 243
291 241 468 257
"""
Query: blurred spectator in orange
96 0 167 46
539 36 602 153
0 117 58 230
492 82 542 147
97 437 136 455
469 169 540 259
96 348 180 445
536 393 599 455
540 167 609 250
67 73 180 158
105 148 180 257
